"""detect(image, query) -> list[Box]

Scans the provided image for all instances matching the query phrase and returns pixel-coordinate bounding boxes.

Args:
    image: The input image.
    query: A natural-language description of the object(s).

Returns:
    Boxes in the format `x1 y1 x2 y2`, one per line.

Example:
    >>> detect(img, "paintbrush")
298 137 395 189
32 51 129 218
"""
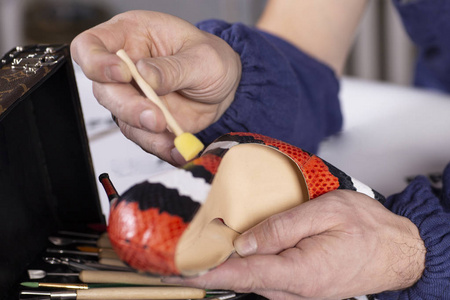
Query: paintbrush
50 227 112 249
46 248 96 257
21 282 145 289
29 270 169 285
43 256 133 272
20 282 234 295
76 246 119 259
46 248 119 260
28 269 79 279
20 287 207 299
48 235 112 249
48 247 127 268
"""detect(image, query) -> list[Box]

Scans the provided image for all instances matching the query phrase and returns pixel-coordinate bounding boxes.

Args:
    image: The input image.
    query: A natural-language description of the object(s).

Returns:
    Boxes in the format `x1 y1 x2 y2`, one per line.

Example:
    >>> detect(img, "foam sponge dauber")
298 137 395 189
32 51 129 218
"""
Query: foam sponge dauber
116 49 204 161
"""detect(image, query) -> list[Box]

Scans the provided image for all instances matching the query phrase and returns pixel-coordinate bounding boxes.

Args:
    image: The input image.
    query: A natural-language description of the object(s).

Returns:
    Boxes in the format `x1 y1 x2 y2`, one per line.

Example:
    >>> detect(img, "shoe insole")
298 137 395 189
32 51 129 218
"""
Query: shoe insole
175 143 308 276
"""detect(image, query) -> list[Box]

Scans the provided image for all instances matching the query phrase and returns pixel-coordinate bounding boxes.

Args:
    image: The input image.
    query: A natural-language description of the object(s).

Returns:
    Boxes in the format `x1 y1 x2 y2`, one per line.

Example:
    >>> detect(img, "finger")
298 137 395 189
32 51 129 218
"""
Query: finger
164 253 314 296
233 191 351 256
116 121 186 166
136 41 231 101
136 55 187 97
71 32 131 83
92 81 167 132
166 238 352 298
232 200 321 256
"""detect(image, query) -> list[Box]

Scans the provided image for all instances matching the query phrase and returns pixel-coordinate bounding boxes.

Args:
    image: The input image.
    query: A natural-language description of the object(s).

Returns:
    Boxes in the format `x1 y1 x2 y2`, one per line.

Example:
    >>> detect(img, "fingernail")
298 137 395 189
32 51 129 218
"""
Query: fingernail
140 110 156 131
171 148 187 166
234 231 257 257
106 64 130 82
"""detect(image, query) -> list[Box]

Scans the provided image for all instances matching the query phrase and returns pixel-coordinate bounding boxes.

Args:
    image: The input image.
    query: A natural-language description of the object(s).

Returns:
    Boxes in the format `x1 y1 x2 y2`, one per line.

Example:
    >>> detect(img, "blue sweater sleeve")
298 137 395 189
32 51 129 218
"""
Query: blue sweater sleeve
195 20 342 153
393 0 450 93
376 163 450 299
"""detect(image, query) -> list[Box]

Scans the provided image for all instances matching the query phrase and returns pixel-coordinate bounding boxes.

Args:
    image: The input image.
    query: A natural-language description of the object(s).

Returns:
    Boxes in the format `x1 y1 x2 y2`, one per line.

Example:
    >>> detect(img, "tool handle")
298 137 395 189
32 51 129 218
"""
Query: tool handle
79 271 170 285
46 272 80 277
65 260 99 271
99 257 128 267
96 232 112 248
98 249 120 260
77 287 206 299
116 49 184 136
81 261 133 272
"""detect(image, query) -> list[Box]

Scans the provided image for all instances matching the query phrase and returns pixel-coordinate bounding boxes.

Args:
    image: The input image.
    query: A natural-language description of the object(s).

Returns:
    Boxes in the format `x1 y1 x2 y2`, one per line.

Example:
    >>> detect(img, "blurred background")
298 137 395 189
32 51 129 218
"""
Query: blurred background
0 0 415 86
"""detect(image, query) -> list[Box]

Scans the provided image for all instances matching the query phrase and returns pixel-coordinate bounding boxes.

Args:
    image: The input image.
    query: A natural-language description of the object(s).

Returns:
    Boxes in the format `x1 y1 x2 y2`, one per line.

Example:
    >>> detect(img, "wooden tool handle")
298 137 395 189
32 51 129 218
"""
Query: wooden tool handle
98 248 120 260
77 287 206 299
79 271 170 285
96 232 112 248
116 49 184 136
99 258 128 267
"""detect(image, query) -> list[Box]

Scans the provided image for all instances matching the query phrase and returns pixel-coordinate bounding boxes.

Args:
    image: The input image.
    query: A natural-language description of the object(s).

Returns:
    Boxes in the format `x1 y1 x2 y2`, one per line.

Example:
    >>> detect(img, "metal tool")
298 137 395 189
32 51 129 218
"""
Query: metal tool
48 236 97 246
47 248 98 257
209 293 238 300
19 289 235 300
43 257 133 272
28 269 79 280
43 257 98 271
18 296 50 300
20 287 208 299
57 231 101 239
29 270 167 285
47 247 120 259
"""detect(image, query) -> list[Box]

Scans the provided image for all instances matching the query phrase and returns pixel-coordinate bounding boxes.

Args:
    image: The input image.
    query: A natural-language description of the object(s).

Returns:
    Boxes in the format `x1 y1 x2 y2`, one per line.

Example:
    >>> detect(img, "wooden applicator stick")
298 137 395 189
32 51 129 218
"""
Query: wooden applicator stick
21 287 206 300
116 49 204 161
78 270 168 285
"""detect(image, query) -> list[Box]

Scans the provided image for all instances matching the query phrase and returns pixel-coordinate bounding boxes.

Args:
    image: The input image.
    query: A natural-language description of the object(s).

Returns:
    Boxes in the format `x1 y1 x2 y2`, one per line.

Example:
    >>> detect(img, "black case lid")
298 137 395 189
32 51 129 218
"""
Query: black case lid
0 45 105 298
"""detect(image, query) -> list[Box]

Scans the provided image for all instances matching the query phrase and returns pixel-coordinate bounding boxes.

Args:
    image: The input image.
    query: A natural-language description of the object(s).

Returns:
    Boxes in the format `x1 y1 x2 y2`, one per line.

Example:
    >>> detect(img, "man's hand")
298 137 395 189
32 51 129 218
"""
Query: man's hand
71 10 241 165
165 190 426 299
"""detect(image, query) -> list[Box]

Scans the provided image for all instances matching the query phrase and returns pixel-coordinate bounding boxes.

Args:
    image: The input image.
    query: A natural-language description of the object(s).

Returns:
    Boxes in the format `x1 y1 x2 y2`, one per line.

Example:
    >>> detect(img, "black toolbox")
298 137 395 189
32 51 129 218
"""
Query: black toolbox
0 44 267 300
0 44 105 299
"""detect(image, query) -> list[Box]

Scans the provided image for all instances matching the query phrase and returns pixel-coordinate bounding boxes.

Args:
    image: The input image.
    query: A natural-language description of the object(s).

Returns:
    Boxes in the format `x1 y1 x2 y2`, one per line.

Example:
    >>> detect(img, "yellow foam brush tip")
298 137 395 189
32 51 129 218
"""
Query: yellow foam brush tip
174 133 204 161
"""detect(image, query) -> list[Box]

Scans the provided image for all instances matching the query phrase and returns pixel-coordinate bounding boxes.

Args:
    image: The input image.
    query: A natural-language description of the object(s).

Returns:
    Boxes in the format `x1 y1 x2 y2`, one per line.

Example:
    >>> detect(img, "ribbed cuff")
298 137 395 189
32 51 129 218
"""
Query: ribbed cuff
377 163 450 299
195 20 342 153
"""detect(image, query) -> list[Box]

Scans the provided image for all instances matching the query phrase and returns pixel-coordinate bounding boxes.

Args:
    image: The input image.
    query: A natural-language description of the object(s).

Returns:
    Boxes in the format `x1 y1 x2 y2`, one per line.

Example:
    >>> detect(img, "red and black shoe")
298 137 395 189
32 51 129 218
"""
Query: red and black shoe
107 132 384 276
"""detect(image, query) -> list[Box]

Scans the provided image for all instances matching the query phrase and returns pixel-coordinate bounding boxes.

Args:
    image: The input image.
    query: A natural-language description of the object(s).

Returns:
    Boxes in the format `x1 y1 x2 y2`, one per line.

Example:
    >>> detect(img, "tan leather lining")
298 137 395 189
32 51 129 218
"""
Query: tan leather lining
175 143 308 276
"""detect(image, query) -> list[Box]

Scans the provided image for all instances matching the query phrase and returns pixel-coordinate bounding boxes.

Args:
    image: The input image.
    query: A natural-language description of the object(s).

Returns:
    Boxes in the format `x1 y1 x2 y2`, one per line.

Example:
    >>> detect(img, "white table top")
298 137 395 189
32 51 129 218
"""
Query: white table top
318 77 450 197
74 64 450 217
75 64 175 219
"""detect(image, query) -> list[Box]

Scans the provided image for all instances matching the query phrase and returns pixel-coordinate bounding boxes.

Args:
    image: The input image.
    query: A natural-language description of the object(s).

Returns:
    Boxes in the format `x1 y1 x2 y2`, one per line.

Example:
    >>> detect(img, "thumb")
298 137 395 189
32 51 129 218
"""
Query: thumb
233 199 331 257
71 34 131 83
136 53 199 97
233 211 300 257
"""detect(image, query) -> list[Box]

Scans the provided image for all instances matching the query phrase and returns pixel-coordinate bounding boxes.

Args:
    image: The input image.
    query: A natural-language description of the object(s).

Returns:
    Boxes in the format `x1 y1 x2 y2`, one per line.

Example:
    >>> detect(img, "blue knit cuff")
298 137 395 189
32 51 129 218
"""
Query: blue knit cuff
195 20 342 153
376 163 450 299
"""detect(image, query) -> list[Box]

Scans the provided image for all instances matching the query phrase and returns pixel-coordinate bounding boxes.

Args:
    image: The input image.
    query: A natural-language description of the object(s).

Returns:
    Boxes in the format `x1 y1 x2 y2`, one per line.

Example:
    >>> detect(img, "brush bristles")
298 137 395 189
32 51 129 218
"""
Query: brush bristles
21 282 39 288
